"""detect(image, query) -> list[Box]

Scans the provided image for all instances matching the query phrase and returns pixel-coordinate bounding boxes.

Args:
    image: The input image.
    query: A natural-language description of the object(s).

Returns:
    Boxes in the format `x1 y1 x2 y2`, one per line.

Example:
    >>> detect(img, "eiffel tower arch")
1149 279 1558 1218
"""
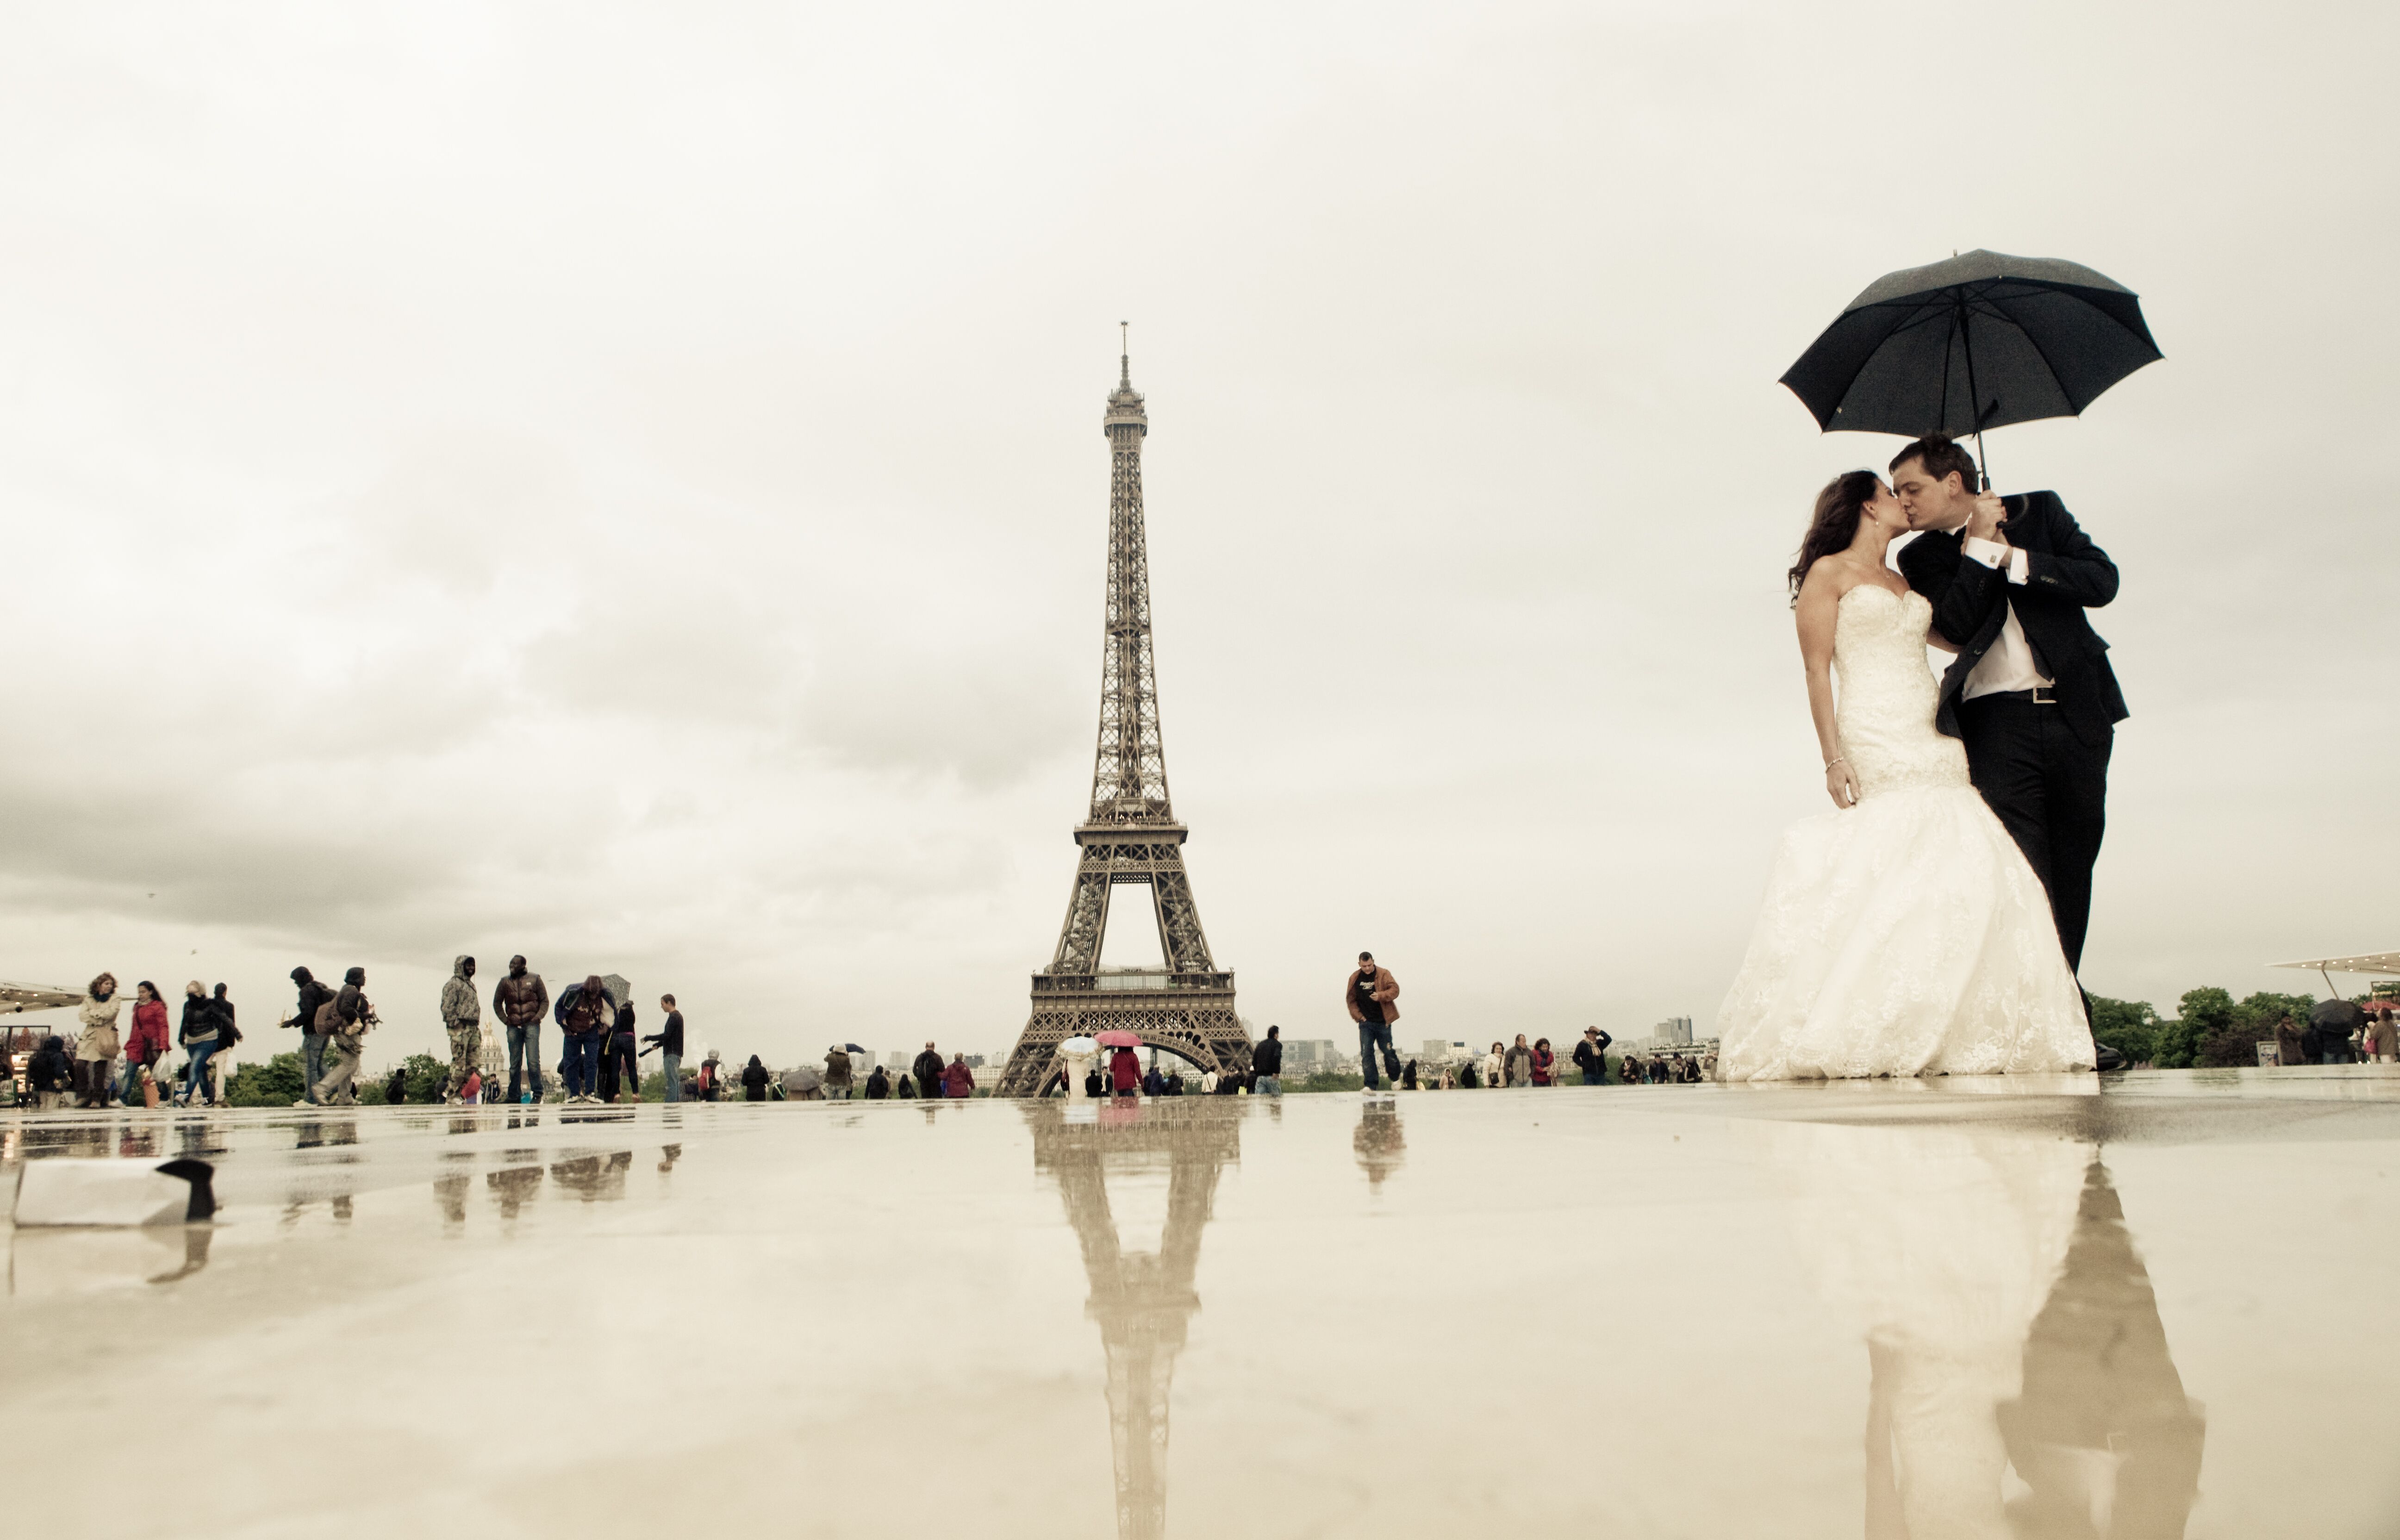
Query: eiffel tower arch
1022 1099 1242 1540
998 335 1251 1096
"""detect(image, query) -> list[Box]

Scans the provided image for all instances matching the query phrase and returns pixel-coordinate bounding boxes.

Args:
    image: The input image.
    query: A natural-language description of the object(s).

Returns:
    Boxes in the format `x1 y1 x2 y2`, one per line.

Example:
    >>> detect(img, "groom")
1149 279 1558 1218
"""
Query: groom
1890 435 2128 1067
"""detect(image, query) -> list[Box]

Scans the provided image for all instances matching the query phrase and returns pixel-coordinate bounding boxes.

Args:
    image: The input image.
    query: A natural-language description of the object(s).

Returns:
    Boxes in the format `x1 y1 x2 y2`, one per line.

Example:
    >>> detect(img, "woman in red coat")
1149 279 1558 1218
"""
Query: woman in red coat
1531 1037 1556 1087
126 981 173 1102
1108 1046 1141 1096
942 1054 976 1098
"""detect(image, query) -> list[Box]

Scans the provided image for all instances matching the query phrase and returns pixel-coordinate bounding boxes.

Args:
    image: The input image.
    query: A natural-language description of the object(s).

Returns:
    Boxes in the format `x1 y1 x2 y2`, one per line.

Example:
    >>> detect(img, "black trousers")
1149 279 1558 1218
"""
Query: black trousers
1957 696 2111 974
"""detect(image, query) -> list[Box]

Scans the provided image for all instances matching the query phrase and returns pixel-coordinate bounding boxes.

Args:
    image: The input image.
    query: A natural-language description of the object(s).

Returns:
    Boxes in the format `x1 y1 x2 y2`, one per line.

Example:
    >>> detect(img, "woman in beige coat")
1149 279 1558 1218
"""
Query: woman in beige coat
75 973 123 1108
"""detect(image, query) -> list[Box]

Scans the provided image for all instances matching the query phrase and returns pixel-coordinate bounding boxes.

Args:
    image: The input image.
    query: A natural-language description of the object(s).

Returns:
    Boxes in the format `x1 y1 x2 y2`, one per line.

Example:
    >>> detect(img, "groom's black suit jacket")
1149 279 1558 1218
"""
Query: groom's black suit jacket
1895 491 2128 748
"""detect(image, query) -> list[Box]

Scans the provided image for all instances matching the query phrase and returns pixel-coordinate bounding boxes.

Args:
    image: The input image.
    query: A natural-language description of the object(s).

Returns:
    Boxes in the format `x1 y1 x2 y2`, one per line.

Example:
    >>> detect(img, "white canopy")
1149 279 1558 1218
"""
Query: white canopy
2272 951 2400 978
0 982 83 1015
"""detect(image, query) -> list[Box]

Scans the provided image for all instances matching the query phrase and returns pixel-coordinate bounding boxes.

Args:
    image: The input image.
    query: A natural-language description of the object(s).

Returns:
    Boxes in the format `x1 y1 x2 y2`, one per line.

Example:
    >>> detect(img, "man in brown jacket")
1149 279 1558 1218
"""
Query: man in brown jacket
493 955 550 1104
1345 952 1402 1092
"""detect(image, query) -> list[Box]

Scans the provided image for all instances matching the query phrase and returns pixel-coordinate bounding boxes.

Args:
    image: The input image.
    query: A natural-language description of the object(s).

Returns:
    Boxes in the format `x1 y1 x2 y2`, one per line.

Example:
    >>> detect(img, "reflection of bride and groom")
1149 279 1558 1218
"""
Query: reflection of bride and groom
1718 432 2130 1081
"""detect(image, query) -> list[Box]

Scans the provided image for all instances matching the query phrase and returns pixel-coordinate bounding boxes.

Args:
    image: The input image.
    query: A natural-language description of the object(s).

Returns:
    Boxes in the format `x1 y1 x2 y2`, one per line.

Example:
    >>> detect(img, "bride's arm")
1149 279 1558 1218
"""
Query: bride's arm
1795 565 1859 809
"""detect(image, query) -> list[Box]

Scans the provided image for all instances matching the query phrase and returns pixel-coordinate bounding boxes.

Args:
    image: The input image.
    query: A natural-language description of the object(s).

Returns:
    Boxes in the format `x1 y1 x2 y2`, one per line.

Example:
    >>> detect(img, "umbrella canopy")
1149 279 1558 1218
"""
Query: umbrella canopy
1059 1036 1098 1057
1781 249 2161 483
599 973 633 1008
1094 1029 1142 1048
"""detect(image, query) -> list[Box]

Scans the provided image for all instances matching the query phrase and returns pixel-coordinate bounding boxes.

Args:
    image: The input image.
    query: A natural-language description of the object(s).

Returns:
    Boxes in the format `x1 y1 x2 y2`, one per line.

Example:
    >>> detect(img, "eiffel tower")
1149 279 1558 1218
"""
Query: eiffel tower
1023 1099 1241 1540
997 333 1250 1096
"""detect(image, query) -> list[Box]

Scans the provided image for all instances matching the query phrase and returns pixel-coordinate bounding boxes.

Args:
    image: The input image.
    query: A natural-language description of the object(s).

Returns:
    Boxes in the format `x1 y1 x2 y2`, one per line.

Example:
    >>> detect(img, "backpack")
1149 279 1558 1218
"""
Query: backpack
313 998 344 1033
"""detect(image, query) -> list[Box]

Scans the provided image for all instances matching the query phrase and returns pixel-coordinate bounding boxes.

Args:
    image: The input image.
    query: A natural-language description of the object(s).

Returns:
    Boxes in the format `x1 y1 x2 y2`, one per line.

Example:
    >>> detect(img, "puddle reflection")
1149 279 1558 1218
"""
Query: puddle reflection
1777 1124 2203 1537
1353 1101 1404 1191
1024 1098 1241 1540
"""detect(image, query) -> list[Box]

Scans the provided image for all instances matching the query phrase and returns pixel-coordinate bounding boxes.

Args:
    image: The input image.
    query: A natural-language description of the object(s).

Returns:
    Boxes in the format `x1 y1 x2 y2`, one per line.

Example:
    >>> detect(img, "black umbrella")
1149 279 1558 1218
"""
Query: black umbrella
1780 249 2162 487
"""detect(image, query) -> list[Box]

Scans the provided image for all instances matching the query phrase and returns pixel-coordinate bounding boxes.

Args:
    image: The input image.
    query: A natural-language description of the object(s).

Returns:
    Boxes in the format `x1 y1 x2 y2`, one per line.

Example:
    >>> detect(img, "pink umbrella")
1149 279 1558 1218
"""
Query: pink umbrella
1095 1029 1142 1048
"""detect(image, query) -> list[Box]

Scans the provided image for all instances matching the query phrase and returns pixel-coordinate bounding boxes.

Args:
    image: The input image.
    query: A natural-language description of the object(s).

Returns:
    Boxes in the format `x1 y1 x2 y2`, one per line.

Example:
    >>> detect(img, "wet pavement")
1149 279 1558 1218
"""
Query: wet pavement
5 1070 2397 1538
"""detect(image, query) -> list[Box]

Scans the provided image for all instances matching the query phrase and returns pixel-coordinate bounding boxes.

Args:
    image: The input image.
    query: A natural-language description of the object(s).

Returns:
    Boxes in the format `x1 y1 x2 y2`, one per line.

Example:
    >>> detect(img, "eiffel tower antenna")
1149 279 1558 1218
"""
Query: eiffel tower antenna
997 341 1251 1095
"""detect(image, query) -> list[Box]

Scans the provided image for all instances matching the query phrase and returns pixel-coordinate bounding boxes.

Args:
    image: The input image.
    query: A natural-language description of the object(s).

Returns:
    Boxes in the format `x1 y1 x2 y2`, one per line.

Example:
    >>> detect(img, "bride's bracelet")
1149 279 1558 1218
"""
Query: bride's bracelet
1824 755 1850 771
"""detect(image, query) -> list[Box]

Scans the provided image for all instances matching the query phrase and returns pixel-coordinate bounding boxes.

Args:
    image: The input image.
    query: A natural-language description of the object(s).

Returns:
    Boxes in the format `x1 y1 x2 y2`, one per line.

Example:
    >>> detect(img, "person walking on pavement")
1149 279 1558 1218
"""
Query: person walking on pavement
823 1045 854 1101
1252 1025 1284 1096
493 955 550 1104
287 966 335 1104
1505 1033 1534 1087
310 967 373 1106
642 995 685 1103
1109 1045 1141 1097
120 982 171 1105
740 1054 769 1101
177 980 222 1107
1345 952 1402 1092
607 996 641 1102
943 1053 976 1098
441 956 481 1104
1571 1026 1613 1086
27 1034 74 1110
74 973 124 1109
1531 1037 1556 1087
865 1064 891 1099
555 974 614 1103
911 1041 944 1102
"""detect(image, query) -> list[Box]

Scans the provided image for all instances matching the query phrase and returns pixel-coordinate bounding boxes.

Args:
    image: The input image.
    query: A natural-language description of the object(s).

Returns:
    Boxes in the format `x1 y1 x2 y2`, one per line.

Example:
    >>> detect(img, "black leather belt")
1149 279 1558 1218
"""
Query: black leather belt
1967 686 2055 705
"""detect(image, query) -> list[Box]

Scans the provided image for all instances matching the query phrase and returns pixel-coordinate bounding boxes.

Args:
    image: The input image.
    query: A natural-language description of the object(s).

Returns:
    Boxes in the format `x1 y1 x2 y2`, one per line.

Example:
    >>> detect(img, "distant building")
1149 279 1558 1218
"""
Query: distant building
1654 1016 1694 1047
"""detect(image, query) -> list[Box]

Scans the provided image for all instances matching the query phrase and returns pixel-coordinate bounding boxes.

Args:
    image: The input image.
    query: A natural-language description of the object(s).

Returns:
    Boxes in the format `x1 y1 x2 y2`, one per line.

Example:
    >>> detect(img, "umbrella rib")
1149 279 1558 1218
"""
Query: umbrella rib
1972 292 2076 413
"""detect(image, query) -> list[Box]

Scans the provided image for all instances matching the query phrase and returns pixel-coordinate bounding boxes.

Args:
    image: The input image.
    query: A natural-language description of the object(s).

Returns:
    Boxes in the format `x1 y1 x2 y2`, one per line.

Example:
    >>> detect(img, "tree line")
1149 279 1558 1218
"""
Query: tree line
2089 987 2344 1068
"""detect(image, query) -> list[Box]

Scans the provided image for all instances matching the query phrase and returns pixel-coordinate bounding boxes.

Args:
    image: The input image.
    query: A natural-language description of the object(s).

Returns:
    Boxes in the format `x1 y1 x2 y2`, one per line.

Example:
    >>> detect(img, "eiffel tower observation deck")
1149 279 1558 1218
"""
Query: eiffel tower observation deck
996 333 1251 1096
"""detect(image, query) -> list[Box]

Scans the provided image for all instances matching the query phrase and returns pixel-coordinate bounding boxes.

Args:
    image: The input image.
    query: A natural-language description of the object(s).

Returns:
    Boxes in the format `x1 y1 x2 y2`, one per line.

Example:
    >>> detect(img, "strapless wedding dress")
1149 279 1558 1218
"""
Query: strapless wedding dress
1715 586 2094 1080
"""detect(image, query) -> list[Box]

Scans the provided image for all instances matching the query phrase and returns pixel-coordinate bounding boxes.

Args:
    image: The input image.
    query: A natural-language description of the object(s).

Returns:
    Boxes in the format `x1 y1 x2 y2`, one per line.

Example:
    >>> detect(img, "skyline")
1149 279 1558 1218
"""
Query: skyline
2 2 2392 1063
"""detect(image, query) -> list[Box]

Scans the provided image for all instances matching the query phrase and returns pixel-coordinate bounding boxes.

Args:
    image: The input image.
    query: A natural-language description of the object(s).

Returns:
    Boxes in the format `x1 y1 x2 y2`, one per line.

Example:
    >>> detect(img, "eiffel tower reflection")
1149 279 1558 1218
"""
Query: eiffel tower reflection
1023 1098 1242 1540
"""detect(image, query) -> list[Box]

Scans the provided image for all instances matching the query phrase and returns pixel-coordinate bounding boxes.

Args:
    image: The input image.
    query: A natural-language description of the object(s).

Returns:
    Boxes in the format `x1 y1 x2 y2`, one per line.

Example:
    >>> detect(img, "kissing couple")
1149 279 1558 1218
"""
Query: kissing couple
1716 434 2130 1080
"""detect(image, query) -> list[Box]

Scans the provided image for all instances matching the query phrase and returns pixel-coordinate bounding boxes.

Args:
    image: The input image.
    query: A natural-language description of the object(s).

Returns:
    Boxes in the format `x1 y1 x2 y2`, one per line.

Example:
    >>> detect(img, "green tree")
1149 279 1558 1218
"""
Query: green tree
400 1053 447 1103
2152 987 2232 1069
226 1052 308 1107
2087 995 2161 1066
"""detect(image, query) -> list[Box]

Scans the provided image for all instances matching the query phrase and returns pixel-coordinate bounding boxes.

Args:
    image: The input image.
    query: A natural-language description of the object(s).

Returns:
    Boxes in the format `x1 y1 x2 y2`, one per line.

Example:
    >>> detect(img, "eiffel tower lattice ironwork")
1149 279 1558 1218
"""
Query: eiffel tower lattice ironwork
998 335 1251 1096
1023 1099 1241 1540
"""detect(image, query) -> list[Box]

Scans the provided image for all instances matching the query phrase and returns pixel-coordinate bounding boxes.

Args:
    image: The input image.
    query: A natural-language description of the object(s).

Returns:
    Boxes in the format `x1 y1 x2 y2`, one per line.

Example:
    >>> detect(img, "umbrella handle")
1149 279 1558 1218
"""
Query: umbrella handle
1958 299 1993 491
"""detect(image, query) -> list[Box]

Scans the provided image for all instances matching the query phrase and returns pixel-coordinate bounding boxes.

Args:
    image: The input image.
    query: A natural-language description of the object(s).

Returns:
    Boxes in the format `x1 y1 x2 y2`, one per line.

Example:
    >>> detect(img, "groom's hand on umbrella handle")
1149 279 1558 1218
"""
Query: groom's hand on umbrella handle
1967 493 2008 542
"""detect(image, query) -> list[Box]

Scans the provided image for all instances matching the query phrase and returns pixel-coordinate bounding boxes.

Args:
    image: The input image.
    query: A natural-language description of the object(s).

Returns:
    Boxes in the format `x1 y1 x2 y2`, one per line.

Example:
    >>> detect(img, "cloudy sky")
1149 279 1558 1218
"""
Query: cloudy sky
3 1 2390 1067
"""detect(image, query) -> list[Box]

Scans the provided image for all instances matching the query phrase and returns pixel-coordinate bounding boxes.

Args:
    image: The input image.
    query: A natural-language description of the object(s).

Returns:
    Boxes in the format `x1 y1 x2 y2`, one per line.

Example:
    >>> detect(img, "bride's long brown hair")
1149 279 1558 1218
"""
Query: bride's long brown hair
1788 470 1883 600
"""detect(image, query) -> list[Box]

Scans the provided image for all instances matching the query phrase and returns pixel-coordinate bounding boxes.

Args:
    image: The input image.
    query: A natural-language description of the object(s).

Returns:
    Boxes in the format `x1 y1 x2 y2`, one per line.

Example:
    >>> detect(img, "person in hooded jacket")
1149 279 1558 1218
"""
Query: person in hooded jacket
895 1068 916 1099
178 980 222 1107
1110 1046 1141 1097
942 1054 975 1098
555 974 614 1104
493 956 550 1104
440 956 480 1104
740 1054 769 1101
75 974 124 1108
287 966 336 1105
309 967 372 1106
865 1064 891 1099
28 1034 75 1110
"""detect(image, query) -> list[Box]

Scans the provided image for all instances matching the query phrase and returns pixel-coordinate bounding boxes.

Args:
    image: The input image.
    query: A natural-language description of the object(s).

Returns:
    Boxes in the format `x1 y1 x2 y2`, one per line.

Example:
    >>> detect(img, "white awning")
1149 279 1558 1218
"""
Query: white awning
2272 952 2400 978
0 982 83 1015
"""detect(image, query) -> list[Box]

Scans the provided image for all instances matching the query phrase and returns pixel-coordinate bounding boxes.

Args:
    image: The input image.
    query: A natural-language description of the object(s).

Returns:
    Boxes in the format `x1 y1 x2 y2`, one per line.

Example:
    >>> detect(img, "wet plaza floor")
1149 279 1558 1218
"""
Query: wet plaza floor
5 1070 2398 1538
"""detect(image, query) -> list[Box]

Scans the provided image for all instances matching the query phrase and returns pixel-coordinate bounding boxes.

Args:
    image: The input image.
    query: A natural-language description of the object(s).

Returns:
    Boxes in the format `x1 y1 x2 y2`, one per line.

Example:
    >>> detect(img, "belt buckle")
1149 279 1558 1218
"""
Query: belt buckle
2029 686 2055 705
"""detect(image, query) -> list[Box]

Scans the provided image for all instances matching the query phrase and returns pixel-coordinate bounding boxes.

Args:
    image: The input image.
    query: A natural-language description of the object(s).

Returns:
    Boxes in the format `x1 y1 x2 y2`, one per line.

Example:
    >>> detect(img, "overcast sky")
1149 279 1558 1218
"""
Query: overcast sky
3 1 2390 1068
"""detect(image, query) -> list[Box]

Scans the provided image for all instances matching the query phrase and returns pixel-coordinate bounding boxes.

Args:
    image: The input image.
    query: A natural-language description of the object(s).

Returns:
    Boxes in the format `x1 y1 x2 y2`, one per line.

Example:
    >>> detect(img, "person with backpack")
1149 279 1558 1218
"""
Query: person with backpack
287 966 337 1105
493 955 550 1104
305 967 372 1106
440 956 481 1104
555 975 614 1104
1345 952 1403 1093
28 1034 75 1110
911 1041 944 1101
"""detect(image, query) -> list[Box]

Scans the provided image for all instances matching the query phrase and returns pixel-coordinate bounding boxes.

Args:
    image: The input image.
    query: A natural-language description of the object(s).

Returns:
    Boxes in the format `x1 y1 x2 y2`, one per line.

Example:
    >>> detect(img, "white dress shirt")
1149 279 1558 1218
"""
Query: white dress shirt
1959 536 2053 698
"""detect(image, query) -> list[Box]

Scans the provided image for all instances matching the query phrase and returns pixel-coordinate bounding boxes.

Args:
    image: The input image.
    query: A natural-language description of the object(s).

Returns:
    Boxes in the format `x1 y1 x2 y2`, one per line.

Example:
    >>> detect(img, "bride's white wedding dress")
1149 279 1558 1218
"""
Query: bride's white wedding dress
1716 585 2094 1080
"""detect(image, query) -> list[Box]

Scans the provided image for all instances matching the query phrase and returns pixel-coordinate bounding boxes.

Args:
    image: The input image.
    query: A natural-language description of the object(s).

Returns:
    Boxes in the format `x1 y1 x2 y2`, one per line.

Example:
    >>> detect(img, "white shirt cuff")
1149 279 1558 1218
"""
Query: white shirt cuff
1962 536 2007 570
2007 546 2029 586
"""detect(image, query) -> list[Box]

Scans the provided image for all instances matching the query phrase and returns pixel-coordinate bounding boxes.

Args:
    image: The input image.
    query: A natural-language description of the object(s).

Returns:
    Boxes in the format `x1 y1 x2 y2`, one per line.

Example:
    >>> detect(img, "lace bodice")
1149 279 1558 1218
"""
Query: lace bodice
1834 586 1970 798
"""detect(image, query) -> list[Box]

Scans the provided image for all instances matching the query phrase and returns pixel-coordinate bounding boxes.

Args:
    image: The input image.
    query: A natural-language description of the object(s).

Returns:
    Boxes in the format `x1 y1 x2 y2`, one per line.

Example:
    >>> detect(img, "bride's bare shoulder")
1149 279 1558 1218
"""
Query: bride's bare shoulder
1799 554 1866 599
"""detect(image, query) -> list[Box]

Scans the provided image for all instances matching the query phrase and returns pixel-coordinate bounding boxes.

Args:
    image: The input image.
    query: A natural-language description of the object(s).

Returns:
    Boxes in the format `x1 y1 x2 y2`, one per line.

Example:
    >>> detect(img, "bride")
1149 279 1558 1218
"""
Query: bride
1715 471 2093 1080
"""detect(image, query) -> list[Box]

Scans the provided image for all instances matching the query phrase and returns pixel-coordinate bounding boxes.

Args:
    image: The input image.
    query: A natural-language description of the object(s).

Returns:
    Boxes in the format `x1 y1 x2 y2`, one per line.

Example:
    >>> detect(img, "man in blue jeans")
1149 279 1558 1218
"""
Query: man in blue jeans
1571 1025 1614 1085
1345 952 1401 1092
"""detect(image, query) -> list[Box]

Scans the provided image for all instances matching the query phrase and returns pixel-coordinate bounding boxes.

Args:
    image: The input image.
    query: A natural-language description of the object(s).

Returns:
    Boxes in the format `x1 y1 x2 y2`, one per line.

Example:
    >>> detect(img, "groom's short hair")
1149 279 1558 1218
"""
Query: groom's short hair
1889 434 1979 493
